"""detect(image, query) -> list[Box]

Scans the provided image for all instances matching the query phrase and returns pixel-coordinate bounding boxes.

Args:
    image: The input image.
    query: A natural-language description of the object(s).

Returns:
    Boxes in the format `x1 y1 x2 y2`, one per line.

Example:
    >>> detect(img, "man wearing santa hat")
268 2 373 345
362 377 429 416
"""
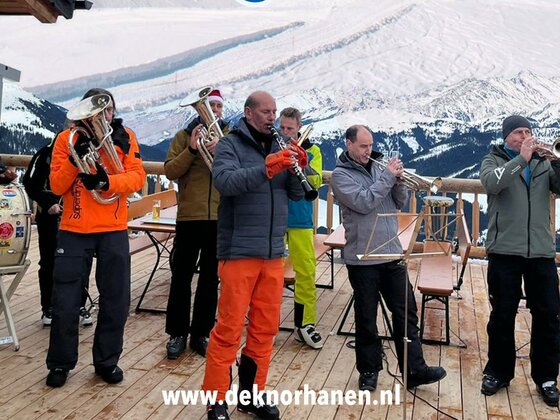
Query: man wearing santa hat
163 88 229 359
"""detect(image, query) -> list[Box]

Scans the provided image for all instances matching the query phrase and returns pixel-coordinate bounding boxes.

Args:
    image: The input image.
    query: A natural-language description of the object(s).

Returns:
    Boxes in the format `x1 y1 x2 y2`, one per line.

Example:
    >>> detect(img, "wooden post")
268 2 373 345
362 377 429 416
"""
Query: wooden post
155 176 162 193
456 192 464 237
409 191 417 213
441 192 448 239
326 185 334 232
472 193 480 244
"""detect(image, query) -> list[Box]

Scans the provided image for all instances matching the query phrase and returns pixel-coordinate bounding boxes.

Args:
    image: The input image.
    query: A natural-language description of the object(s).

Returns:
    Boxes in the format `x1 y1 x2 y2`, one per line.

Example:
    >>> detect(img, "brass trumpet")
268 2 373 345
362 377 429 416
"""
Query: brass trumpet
534 138 560 160
368 157 443 194
296 124 314 146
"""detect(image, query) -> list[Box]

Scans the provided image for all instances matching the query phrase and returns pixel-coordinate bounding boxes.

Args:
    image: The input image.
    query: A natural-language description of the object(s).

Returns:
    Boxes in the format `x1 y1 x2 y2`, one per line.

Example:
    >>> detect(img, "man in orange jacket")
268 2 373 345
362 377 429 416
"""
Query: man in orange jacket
45 88 146 388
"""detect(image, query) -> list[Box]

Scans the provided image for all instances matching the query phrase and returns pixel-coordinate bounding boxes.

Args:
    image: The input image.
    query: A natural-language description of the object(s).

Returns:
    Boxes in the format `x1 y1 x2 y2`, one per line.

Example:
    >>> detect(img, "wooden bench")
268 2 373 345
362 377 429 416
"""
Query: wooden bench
128 189 177 255
417 214 472 345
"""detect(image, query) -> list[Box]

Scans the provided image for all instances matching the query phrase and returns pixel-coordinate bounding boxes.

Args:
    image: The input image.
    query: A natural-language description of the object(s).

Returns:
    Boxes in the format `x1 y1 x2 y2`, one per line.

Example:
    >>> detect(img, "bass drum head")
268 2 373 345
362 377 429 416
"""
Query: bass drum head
0 184 31 267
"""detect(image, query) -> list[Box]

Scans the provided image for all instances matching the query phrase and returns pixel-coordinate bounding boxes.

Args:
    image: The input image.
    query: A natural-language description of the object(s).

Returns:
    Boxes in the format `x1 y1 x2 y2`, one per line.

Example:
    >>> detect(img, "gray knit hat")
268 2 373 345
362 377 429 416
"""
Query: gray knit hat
502 115 531 139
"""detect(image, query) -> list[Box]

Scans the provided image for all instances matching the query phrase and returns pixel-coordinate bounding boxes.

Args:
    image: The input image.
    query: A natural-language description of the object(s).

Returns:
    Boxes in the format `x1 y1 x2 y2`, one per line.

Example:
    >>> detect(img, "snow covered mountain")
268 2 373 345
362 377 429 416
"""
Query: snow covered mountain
0 81 174 162
2 0 560 177
0 82 66 154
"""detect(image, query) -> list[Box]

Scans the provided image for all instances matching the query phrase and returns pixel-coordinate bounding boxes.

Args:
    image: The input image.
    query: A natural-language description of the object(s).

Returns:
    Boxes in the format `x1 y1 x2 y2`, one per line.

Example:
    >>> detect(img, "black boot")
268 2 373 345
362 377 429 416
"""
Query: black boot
236 354 279 420
294 301 304 329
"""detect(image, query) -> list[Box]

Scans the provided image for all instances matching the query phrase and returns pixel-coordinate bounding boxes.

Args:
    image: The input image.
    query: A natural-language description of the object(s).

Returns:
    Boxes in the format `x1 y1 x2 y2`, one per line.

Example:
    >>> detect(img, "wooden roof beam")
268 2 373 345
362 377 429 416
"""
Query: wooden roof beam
20 0 59 23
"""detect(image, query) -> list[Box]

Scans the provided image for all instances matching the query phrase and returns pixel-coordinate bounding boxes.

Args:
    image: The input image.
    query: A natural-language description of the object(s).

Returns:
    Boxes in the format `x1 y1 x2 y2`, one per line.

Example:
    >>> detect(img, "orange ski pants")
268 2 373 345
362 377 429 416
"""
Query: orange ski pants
202 257 284 401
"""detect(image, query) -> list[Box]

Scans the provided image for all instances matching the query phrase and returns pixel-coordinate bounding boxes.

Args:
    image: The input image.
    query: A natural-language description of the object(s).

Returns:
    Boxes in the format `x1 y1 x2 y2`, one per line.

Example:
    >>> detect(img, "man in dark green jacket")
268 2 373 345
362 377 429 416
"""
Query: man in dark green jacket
479 115 560 407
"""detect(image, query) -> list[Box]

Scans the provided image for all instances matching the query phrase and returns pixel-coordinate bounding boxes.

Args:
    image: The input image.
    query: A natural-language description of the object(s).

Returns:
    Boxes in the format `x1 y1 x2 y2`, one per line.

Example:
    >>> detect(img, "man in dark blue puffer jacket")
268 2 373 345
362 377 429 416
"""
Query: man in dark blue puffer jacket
203 91 306 420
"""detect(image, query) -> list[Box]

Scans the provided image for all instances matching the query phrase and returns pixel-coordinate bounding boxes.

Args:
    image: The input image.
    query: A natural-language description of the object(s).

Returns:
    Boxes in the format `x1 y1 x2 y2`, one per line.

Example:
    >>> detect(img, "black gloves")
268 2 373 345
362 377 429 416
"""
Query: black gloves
69 134 92 167
78 162 109 191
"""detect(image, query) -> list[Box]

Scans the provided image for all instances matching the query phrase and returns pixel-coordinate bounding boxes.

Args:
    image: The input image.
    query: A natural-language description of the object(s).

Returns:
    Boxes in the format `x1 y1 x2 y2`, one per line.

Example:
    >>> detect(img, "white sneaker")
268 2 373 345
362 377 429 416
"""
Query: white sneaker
295 325 324 349
80 307 93 326
41 309 52 327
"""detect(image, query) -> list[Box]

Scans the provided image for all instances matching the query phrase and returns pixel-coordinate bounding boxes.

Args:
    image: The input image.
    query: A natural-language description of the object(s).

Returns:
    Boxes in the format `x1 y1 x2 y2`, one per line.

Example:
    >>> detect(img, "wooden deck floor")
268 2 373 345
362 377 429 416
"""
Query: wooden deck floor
1 230 559 420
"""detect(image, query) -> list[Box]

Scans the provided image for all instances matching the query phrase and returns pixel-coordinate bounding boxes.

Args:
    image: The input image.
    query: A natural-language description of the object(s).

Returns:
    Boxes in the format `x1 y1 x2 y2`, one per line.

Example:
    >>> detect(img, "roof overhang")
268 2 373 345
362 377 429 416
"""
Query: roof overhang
0 0 93 23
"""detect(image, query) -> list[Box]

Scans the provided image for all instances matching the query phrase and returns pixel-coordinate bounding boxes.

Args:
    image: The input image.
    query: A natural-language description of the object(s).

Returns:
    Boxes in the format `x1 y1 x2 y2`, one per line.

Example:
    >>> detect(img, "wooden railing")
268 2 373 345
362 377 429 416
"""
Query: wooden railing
2 154 170 196
321 172 488 258
3 153 557 260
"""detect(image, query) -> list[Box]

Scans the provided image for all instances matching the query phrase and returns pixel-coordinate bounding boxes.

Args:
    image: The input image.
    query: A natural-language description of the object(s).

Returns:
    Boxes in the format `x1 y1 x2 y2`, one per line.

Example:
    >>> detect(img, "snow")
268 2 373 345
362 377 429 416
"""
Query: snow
0 81 57 138
2 0 560 144
4 0 560 240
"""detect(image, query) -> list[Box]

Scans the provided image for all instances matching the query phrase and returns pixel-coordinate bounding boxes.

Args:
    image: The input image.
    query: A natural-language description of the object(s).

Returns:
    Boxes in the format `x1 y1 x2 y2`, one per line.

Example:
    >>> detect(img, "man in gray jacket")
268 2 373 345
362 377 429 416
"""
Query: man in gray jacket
331 124 446 392
202 91 307 420
479 115 560 406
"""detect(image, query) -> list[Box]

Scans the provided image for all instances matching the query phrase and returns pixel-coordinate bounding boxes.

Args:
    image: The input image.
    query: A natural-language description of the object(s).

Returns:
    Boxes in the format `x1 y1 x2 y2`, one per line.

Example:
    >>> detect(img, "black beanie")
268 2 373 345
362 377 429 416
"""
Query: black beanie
502 115 531 140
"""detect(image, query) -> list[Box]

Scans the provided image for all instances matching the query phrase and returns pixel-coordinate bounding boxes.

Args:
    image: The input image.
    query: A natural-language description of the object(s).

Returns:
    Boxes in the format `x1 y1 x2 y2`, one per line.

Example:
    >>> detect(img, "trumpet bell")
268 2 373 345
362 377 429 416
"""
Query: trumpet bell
534 138 560 160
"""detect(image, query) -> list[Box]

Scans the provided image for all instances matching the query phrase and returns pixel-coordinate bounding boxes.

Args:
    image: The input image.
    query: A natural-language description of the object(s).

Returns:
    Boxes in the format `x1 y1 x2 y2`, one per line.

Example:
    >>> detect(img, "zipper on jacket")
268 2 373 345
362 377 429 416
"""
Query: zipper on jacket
114 198 120 220
526 185 531 257
493 212 499 242
268 181 274 259
207 174 212 220
525 160 539 257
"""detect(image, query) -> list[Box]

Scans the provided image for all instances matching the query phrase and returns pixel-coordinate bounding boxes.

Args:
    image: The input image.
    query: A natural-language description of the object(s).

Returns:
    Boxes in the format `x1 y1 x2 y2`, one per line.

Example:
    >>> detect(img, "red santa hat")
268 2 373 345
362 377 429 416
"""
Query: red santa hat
207 89 224 104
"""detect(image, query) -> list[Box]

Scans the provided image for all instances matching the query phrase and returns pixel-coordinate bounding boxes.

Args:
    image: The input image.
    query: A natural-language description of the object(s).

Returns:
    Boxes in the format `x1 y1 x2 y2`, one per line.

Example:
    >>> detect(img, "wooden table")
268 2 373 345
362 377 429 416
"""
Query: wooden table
128 206 177 314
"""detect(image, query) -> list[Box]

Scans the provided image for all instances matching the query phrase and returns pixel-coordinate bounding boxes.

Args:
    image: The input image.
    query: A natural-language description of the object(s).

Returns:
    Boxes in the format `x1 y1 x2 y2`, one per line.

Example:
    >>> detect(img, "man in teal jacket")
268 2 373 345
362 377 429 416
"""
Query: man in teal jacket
479 115 560 407
280 107 324 349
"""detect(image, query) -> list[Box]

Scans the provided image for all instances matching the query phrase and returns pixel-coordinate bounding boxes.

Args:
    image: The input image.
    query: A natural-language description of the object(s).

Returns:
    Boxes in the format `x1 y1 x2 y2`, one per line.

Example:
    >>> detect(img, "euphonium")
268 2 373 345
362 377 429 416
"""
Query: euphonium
66 93 124 205
368 157 443 194
180 86 225 169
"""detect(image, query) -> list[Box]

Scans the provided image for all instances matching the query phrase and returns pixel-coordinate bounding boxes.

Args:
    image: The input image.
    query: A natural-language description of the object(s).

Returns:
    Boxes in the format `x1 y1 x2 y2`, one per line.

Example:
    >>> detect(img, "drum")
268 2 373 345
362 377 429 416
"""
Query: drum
422 196 454 208
422 195 455 241
0 184 32 267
